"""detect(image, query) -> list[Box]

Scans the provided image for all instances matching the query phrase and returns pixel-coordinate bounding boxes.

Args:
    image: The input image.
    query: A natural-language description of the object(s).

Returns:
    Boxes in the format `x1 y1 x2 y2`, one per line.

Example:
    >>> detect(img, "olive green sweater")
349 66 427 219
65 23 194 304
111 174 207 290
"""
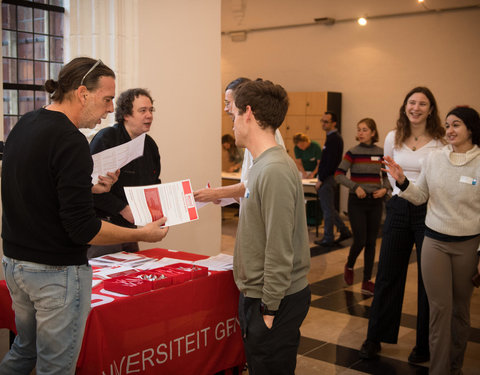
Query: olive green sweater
233 146 311 310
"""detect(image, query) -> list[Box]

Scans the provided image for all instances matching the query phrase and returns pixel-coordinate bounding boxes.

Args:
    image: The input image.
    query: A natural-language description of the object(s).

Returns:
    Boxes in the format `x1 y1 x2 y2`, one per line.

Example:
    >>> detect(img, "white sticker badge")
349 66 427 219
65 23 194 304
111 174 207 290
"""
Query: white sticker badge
459 176 477 185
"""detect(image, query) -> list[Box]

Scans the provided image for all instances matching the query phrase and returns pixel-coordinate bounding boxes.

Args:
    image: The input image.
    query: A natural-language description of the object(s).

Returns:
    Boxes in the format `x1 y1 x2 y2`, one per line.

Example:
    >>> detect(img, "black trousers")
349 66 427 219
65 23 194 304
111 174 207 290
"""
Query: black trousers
346 194 383 281
367 195 429 352
238 286 311 375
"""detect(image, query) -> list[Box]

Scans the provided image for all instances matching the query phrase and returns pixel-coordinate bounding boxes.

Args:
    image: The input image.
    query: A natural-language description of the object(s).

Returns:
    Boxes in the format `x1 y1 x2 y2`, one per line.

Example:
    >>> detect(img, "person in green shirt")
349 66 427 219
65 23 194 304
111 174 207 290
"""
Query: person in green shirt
293 133 322 178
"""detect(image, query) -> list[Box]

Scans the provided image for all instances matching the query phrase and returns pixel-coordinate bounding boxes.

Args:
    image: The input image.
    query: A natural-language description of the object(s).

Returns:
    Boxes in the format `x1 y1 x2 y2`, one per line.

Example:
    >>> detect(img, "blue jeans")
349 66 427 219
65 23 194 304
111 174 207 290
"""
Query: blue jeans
318 175 349 242
0 256 92 375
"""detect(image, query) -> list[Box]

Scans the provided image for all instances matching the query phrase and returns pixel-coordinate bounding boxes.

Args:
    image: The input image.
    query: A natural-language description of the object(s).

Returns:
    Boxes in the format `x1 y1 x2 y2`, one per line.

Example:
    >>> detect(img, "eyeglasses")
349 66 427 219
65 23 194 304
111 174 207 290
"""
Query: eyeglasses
137 107 156 115
80 59 103 86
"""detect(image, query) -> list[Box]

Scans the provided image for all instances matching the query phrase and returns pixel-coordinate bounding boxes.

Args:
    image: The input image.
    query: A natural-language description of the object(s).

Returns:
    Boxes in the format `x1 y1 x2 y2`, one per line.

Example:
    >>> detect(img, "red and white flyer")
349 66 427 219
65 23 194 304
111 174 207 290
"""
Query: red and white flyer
124 179 198 227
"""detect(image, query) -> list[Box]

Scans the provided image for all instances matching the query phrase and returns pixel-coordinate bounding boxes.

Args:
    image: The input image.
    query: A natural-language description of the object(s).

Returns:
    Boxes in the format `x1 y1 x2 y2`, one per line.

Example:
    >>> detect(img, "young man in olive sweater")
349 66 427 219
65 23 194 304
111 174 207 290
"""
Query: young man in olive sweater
231 79 311 375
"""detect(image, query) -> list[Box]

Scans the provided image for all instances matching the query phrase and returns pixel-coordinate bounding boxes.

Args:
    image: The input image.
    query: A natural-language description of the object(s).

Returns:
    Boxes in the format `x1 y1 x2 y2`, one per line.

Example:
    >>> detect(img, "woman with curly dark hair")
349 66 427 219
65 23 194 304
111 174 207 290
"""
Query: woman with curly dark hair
360 87 445 364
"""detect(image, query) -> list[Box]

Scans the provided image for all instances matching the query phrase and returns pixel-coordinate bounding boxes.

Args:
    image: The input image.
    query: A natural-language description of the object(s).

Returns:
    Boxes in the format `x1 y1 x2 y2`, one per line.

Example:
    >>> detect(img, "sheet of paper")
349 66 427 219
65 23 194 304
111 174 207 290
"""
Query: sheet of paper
88 251 151 268
124 179 199 227
220 198 238 207
92 264 138 280
195 197 238 210
193 253 233 271
136 257 192 270
91 133 146 184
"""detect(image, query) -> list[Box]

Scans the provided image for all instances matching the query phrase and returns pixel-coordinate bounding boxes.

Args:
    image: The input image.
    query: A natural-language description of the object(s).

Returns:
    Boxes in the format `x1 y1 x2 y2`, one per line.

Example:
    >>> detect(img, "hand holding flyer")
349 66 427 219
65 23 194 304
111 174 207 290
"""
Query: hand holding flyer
124 179 198 227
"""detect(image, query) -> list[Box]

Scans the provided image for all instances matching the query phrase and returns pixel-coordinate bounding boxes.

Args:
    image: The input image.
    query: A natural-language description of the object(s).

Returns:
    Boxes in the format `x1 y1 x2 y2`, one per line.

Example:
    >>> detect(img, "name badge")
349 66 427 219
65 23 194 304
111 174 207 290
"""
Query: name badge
371 156 380 161
459 176 477 185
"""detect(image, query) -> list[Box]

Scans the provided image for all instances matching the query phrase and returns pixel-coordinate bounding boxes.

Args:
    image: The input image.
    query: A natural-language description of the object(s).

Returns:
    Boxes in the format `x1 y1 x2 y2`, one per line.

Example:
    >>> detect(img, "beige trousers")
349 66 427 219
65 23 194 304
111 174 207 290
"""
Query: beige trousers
421 235 480 375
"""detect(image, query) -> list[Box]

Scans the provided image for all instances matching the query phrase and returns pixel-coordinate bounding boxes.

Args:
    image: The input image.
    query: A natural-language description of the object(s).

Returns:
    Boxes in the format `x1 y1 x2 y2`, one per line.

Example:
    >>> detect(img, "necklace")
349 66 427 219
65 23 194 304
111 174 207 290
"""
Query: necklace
411 134 424 151
412 136 418 151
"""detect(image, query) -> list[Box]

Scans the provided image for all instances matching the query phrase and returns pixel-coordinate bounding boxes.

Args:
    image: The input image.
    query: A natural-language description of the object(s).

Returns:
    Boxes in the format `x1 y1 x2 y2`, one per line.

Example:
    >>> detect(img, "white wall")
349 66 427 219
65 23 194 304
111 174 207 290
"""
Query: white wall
136 1 222 254
221 6 480 211
67 0 222 255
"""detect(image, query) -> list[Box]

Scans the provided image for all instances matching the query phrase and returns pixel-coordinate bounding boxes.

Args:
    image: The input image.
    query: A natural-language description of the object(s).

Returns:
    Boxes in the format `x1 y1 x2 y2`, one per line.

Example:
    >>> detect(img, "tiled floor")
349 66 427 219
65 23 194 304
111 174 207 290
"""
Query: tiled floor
1 207 479 374
221 207 480 375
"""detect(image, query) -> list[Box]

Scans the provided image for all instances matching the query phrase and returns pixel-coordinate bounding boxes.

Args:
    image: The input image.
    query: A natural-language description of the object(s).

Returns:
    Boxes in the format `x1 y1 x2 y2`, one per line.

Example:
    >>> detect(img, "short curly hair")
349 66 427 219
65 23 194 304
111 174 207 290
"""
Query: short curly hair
233 79 289 130
115 88 154 124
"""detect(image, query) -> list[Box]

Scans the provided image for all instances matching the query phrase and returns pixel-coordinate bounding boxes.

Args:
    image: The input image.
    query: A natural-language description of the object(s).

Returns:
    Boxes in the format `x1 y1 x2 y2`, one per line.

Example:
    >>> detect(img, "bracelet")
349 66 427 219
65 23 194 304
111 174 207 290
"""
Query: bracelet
260 302 277 316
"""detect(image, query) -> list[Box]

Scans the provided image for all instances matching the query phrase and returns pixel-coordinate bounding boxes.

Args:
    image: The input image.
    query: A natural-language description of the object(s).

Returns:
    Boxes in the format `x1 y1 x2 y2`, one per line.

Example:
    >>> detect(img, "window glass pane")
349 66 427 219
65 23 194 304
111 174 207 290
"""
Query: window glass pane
18 60 34 84
3 58 17 84
34 8 48 34
19 90 35 115
4 116 19 140
3 2 64 139
50 0 64 8
3 90 18 116
35 90 48 109
34 34 48 60
17 6 33 33
49 11 63 36
2 4 17 30
34 61 48 85
50 62 62 80
2 30 17 58
18 32 34 59
49 36 63 62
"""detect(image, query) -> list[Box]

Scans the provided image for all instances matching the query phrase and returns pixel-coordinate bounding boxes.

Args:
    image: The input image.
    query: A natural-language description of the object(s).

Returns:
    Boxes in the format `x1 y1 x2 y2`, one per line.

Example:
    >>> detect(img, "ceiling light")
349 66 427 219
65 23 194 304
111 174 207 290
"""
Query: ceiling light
358 17 367 26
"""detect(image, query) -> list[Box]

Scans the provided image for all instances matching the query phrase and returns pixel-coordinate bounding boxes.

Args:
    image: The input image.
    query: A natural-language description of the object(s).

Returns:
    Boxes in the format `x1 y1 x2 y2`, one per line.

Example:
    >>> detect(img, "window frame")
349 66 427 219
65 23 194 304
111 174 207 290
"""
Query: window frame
2 0 65 139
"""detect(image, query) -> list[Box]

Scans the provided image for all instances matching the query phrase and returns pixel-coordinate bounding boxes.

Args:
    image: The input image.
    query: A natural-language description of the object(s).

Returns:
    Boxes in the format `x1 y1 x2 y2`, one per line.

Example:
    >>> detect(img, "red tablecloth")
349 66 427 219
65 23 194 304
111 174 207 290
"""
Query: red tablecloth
0 248 245 375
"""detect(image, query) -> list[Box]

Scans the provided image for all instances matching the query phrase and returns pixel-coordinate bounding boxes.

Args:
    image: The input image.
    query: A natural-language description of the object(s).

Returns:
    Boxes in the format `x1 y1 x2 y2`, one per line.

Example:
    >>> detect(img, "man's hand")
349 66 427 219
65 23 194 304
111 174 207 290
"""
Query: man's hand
92 170 120 194
194 187 221 204
141 217 169 242
263 315 274 329
120 205 135 224
315 180 323 190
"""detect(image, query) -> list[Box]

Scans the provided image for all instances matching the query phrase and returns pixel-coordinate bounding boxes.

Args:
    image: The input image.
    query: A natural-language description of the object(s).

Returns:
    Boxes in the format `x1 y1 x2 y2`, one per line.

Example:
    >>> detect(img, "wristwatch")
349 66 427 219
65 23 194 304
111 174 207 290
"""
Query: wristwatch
260 302 277 316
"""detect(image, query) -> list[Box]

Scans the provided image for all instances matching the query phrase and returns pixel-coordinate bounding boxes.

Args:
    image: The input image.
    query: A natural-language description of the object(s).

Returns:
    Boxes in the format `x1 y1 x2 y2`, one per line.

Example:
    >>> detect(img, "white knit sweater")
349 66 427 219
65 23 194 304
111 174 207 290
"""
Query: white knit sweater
400 144 480 236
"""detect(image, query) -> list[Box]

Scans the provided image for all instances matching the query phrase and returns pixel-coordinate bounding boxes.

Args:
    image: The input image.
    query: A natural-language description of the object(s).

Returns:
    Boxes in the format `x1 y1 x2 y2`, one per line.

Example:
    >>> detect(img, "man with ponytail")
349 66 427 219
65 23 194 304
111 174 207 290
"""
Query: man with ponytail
0 57 168 375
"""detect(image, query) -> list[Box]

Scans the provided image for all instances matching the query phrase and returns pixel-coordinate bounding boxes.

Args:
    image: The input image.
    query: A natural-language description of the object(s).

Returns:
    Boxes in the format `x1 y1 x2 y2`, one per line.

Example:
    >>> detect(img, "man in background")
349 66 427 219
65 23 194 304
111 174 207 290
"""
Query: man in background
88 88 161 258
315 111 352 247
231 79 311 375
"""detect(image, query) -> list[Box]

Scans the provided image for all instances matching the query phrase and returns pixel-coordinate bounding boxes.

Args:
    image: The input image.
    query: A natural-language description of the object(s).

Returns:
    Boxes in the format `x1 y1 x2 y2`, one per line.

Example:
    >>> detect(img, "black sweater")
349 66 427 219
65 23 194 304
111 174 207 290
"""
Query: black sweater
317 130 344 182
1 109 101 266
89 123 161 227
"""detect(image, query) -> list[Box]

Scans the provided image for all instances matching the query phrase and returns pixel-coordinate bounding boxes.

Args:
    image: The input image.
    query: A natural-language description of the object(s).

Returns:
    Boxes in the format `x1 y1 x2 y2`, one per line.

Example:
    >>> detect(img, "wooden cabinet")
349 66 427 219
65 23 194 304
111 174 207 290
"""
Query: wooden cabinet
280 91 341 157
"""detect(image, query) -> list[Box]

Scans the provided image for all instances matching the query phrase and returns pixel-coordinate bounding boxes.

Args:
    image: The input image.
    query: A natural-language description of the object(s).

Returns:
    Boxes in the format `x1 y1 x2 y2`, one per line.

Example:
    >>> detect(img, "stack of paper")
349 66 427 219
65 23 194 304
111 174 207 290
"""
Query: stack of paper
194 253 233 271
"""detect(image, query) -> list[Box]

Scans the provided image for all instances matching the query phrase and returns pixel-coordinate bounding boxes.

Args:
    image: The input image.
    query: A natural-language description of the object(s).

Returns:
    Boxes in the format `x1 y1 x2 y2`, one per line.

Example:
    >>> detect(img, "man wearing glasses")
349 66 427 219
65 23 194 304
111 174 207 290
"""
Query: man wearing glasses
0 58 168 375
88 88 161 258
314 111 352 247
